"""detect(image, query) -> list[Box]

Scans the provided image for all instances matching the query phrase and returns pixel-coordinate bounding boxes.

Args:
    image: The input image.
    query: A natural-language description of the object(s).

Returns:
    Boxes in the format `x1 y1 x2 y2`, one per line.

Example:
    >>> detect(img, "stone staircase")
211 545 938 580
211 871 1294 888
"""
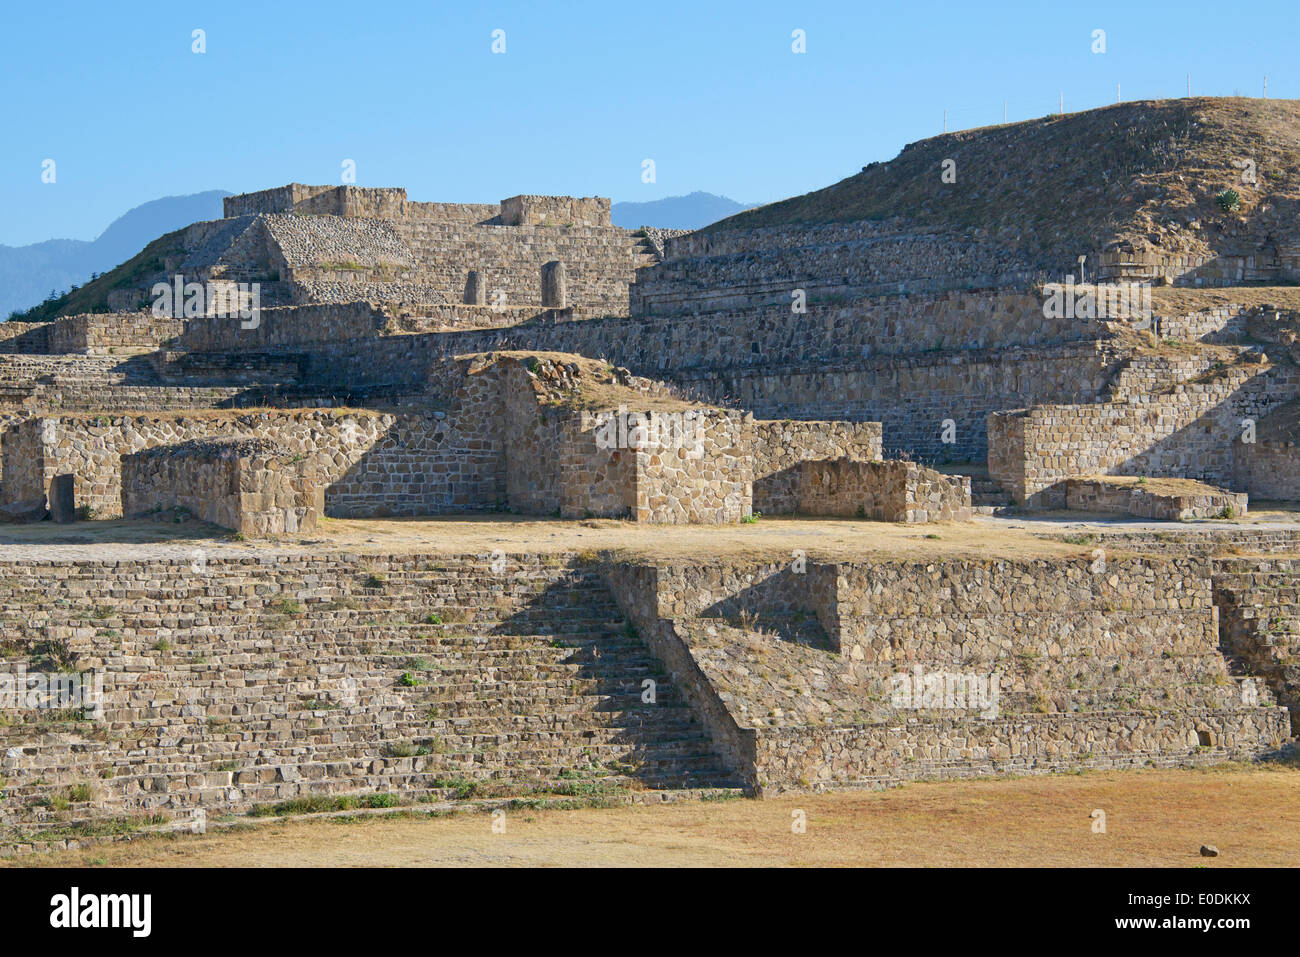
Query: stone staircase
0 555 742 843
1214 557 1300 733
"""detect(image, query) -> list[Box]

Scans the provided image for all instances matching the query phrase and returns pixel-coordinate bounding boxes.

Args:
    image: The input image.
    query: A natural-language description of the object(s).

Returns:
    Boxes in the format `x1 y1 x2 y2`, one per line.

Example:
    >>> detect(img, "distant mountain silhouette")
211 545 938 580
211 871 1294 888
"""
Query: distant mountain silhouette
611 191 758 230
1 190 230 318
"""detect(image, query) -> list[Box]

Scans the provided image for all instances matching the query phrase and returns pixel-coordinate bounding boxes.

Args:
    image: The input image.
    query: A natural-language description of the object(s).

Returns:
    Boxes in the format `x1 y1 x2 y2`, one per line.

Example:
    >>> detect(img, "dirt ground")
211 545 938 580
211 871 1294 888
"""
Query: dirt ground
4 509 1300 566
13 765 1299 868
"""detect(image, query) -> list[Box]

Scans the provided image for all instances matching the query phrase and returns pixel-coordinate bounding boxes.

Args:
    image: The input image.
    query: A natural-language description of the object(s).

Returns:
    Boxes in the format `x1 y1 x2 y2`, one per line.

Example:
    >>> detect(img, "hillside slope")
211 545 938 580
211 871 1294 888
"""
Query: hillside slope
708 98 1300 274
1 190 229 318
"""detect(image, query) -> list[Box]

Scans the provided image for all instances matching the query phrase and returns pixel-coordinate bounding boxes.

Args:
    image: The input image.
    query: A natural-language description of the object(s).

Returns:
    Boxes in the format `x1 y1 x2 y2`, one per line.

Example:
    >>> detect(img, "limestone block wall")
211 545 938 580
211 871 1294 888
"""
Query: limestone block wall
793 459 971 522
500 195 610 227
1233 441 1300 501
989 366 1300 506
0 322 52 354
633 220 1041 315
751 419 883 514
49 313 184 355
1065 478 1247 520
633 410 750 524
122 437 322 536
3 408 497 520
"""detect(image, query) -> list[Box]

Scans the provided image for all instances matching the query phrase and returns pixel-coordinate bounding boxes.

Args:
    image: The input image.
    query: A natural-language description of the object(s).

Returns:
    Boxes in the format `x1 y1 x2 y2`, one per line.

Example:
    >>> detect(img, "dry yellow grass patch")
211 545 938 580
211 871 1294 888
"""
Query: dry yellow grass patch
14 765 1299 868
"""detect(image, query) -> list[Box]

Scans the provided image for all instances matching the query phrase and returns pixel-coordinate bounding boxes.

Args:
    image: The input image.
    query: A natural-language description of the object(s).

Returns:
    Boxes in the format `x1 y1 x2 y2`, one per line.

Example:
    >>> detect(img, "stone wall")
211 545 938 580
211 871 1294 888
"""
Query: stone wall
3 408 487 520
122 437 322 536
1065 478 1247 520
500 195 610 227
989 365 1300 506
0 322 52 354
600 555 1291 792
49 313 184 355
298 315 1119 462
633 410 750 524
1233 440 1300 501
633 219 1041 314
751 419 883 514
180 302 387 352
794 459 972 523
0 554 739 843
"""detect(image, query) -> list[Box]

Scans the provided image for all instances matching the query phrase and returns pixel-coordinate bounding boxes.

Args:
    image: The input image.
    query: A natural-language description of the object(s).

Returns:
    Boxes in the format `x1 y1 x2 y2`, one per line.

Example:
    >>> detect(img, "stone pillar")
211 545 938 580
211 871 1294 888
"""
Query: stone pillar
50 474 76 523
541 261 567 309
464 270 486 306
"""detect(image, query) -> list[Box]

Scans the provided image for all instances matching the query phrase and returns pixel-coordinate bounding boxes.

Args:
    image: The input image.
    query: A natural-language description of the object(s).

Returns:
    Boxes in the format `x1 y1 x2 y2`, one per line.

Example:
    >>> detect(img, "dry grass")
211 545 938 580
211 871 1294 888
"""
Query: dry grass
1151 285 1300 314
710 97 1300 276
0 514 1090 564
15 764 1299 868
1073 475 1236 497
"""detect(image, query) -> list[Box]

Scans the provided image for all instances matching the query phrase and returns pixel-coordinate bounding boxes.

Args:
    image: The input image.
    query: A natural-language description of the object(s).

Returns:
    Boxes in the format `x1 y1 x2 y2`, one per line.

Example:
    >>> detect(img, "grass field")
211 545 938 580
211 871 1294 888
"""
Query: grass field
11 764 1299 868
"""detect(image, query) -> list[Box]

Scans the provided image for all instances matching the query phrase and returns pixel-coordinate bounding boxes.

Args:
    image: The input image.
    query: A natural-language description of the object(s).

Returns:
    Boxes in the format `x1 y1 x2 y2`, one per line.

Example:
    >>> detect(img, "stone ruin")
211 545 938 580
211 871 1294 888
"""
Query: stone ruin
1 145 1299 849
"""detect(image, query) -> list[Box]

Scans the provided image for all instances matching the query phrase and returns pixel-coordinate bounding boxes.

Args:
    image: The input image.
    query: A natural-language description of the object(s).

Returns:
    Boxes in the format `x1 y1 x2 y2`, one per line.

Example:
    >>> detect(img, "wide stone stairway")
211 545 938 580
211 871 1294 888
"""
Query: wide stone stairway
0 555 742 845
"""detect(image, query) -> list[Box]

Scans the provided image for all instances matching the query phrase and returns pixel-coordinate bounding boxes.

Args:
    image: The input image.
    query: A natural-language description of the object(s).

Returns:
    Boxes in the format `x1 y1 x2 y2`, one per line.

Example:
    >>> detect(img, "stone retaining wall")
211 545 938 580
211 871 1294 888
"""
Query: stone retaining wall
49 313 184 355
751 419 883 514
603 555 1291 791
1233 440 1300 501
122 437 322 536
989 365 1300 506
794 459 971 522
1065 478 1247 520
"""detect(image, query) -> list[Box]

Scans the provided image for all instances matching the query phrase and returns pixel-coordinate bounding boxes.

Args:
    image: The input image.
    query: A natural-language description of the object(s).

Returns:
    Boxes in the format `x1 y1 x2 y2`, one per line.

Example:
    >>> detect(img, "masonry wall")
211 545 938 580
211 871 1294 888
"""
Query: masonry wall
122 438 322 536
0 322 52 354
632 410 750 524
605 556 1289 791
1233 441 1300 501
633 220 1041 314
989 366 1300 506
49 313 184 355
500 195 610 227
561 412 635 519
1064 479 1247 520
394 221 640 314
794 459 972 522
4 408 500 520
299 317 1118 462
751 419 883 514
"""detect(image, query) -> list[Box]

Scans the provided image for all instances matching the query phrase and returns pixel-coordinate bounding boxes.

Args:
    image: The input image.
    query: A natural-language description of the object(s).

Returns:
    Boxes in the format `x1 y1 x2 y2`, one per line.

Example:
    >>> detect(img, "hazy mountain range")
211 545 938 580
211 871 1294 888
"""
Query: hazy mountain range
2 190 756 318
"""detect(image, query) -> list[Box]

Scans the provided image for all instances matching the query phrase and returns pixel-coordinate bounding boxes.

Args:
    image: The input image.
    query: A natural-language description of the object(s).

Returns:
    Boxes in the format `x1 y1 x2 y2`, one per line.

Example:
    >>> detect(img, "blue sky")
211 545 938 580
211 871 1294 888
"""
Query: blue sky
1 0 1294 245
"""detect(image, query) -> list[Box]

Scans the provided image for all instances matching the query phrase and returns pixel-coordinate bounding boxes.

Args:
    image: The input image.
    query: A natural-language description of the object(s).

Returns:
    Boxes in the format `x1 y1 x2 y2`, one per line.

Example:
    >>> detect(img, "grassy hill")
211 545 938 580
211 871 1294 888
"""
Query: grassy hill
707 97 1300 272
7 229 187 324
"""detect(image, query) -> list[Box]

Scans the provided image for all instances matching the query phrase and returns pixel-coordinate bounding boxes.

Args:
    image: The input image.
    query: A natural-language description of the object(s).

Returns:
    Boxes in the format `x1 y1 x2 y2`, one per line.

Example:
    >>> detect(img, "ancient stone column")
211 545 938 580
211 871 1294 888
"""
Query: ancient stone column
541 261 567 309
50 474 76 523
464 270 486 305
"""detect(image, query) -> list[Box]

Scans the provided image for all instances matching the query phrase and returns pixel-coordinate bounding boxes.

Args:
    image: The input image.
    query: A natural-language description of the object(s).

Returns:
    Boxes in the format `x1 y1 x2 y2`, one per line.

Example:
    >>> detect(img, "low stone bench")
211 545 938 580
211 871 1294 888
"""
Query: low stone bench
1065 476 1247 521
122 436 322 537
